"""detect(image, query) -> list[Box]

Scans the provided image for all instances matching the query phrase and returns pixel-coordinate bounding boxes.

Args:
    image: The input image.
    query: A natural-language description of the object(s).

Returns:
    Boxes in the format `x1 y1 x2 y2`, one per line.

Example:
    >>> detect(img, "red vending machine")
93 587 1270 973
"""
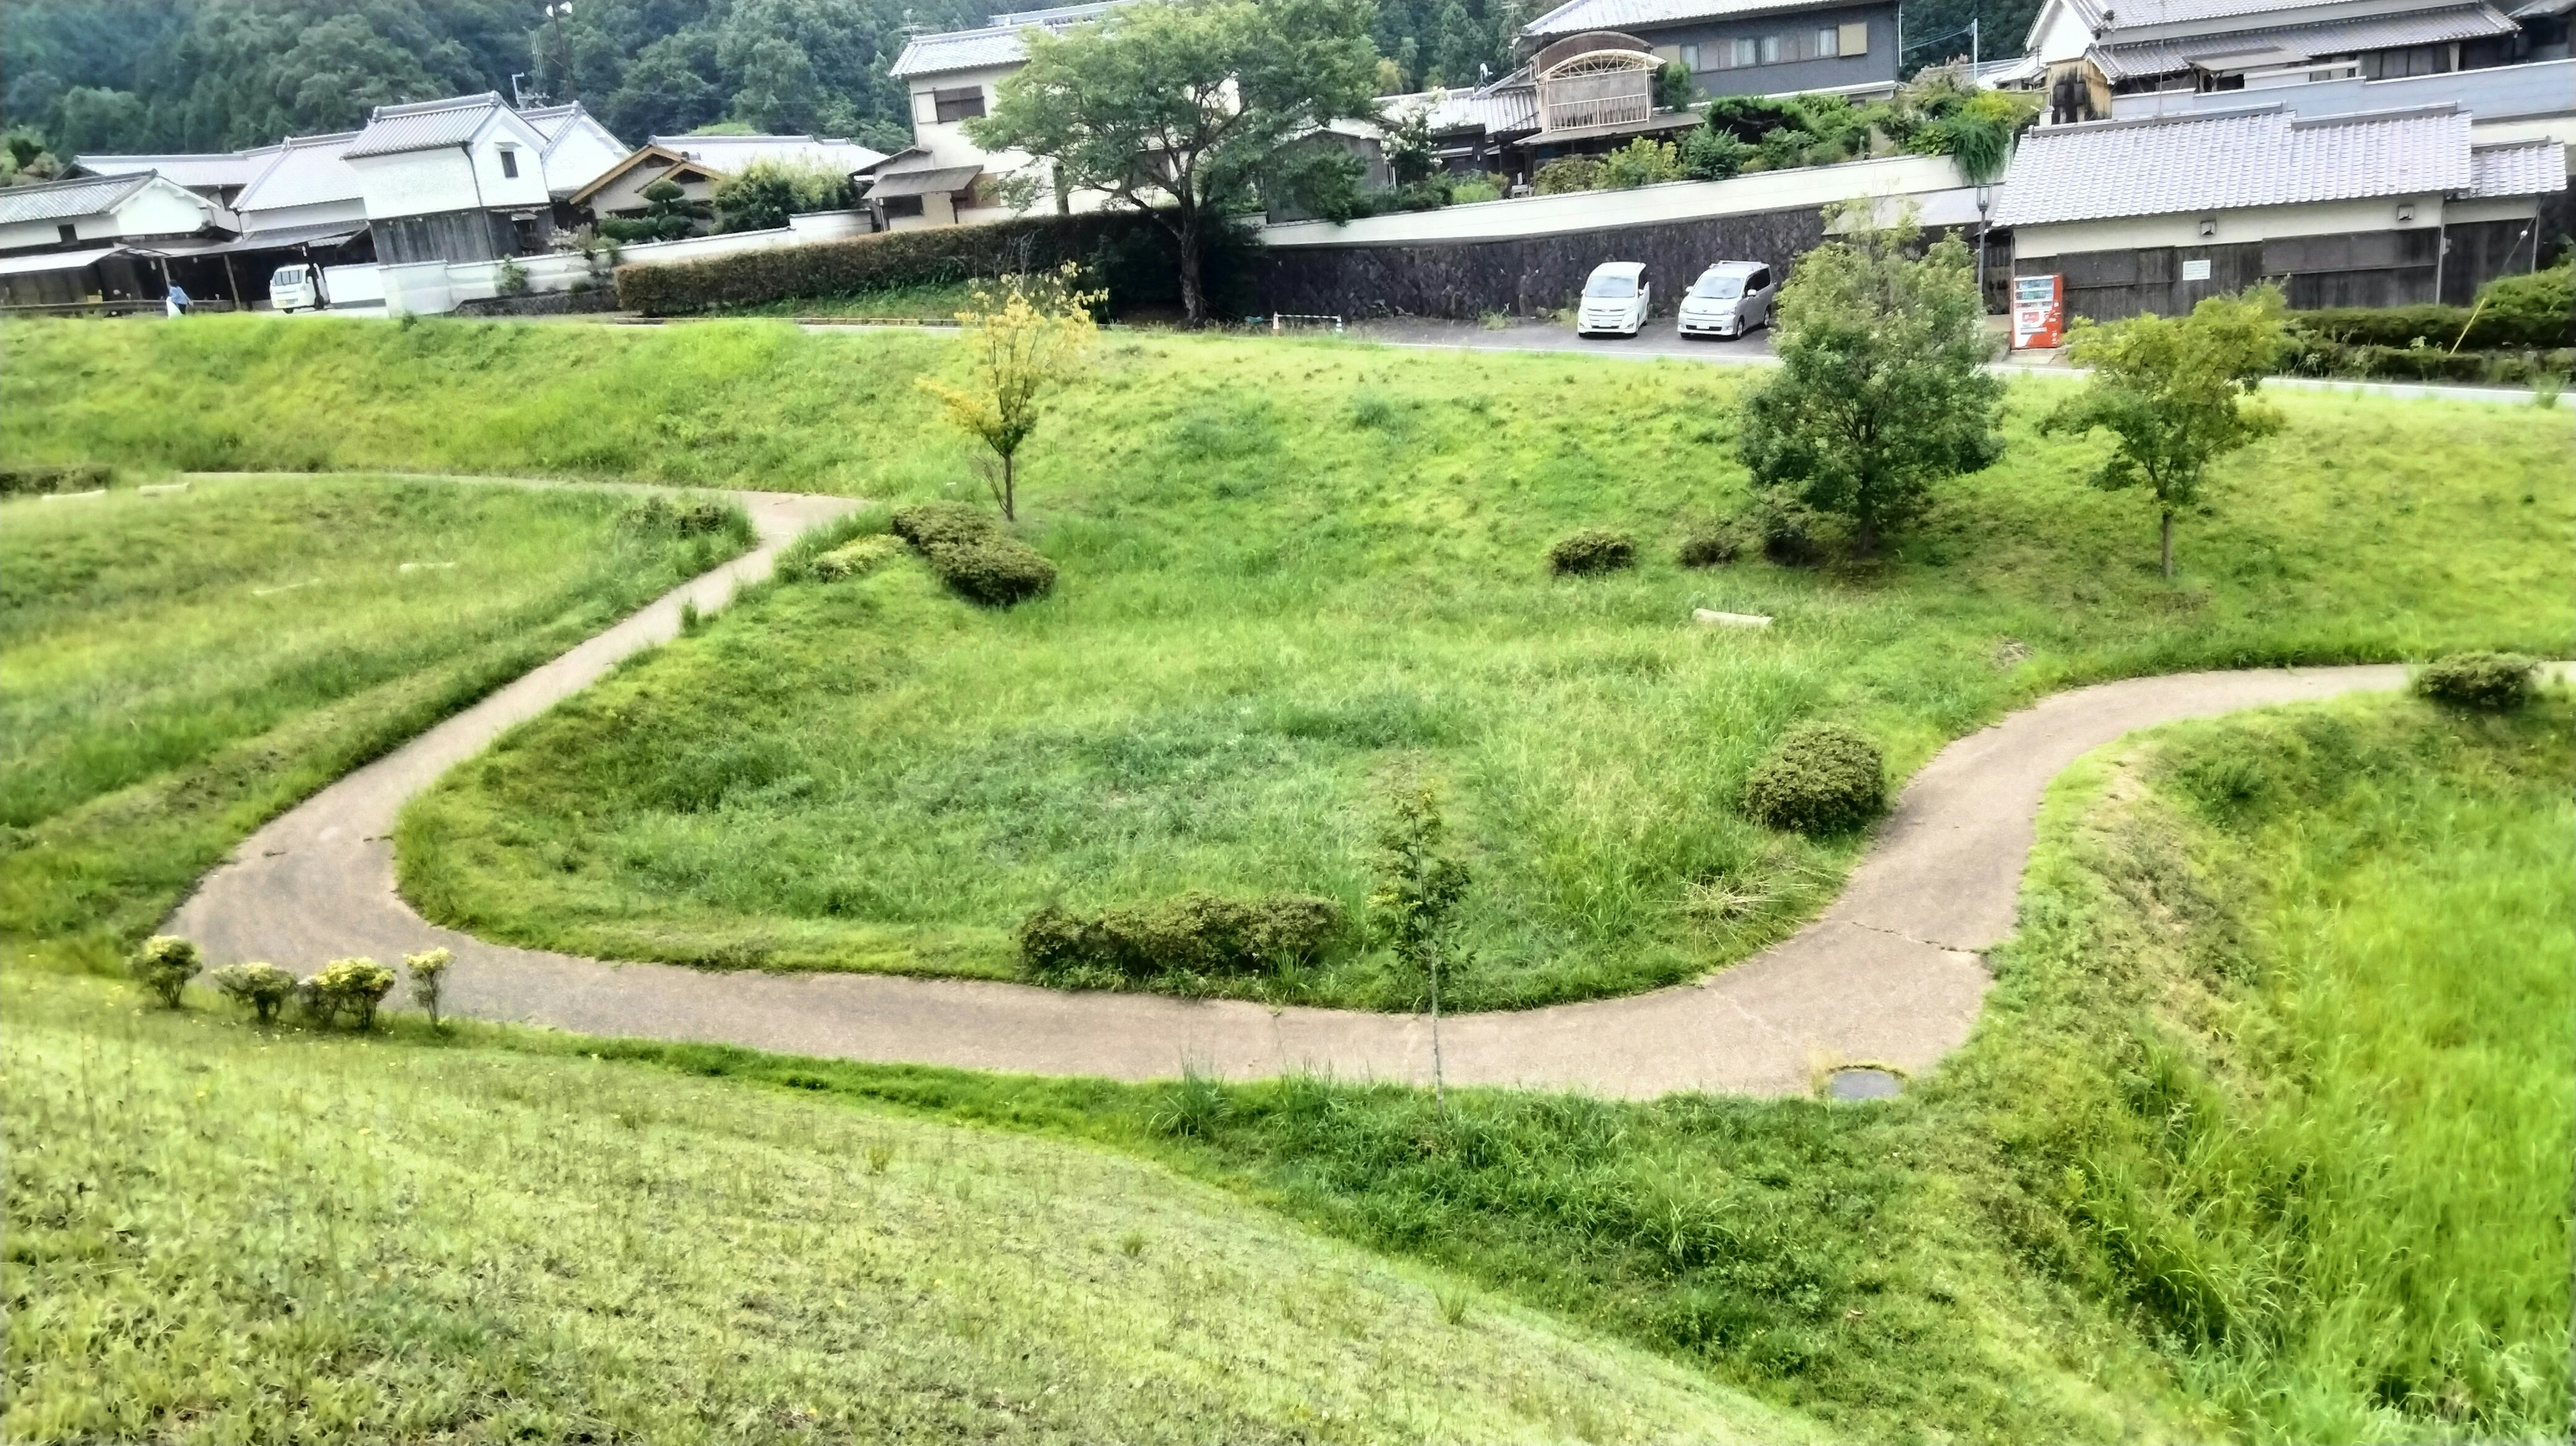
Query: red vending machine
2010 273 2064 350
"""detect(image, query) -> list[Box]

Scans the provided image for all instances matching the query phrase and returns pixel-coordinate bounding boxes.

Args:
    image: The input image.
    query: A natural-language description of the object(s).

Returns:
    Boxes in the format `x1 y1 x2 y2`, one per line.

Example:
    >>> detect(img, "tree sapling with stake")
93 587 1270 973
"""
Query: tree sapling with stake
1370 780 1472 1110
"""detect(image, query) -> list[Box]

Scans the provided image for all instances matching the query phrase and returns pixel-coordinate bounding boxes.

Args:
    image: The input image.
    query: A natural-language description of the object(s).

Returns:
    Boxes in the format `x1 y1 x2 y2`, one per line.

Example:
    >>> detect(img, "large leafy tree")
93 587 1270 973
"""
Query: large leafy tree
1738 205 2004 558
971 0 1381 325
2042 286 2287 579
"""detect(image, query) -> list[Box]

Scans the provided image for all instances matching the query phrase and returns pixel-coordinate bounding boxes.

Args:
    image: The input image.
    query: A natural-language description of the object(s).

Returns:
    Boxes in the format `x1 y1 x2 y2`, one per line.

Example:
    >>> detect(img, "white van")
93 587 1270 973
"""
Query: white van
1676 261 1777 339
270 262 327 313
1576 262 1650 337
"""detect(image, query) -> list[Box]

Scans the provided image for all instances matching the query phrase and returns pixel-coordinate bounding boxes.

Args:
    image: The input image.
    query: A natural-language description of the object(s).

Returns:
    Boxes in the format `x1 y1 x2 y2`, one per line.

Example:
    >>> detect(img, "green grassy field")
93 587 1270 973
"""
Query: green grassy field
166 321 2557 1006
716 278 978 319
4 971 1815 1445
0 474 742 969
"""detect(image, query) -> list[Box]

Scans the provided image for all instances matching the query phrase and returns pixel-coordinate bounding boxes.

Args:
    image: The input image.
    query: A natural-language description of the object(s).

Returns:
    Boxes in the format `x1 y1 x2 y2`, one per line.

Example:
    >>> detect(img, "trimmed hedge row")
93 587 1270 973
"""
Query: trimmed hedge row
1019 892 1347 987
2414 651 2539 710
889 501 1056 606
2290 266 2575 351
1 462 111 496
613 210 1260 317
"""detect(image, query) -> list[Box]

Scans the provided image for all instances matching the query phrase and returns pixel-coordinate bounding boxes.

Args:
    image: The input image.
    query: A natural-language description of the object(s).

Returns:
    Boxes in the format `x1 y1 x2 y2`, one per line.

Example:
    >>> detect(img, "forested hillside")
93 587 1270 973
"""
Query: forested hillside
0 0 2022 164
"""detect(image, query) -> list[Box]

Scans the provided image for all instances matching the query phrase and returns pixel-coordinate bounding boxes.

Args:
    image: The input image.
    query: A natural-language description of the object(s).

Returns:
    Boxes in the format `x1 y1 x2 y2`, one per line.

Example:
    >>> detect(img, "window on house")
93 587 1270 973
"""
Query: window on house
1839 21 1869 54
1815 27 1839 56
2359 44 2451 78
880 193 924 217
933 86 986 123
498 146 519 178
57 223 77 244
1729 36 1758 66
1680 43 1700 68
1759 33 1782 63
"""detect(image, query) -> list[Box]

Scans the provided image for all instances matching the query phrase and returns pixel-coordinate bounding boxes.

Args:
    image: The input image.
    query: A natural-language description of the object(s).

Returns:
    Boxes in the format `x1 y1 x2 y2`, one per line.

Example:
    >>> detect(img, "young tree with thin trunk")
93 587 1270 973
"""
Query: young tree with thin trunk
969 0 1380 325
916 265 1102 521
2042 286 2288 579
1737 203 2003 558
1370 780 1472 1111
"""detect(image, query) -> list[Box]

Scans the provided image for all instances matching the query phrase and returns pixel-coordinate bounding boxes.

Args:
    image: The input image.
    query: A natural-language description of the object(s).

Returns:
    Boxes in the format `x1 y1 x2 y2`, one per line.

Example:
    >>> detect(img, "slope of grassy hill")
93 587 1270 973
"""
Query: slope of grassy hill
0 474 743 970
5 970 1816 1445
143 318 2557 1006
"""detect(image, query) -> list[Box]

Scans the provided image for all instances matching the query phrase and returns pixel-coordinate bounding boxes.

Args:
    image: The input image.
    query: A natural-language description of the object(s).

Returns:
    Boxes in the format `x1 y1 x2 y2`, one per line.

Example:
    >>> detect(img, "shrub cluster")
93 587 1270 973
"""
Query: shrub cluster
1743 723 1885 834
890 502 1055 606
303 957 397 1028
2413 651 2538 710
210 961 297 1023
1677 520 1745 567
613 209 1256 317
0 462 111 496
1548 529 1636 575
622 494 749 541
130 935 201 1007
1019 893 1346 987
811 533 906 580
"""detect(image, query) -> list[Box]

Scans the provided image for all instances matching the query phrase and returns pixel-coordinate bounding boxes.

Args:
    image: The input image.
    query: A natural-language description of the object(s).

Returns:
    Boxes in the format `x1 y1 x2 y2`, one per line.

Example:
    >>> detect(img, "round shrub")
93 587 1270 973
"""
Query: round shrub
129 934 201 1007
305 956 397 1029
2413 651 2538 710
1677 521 1743 568
1548 529 1635 575
210 961 297 1023
1742 723 1886 834
928 535 1056 606
889 500 997 549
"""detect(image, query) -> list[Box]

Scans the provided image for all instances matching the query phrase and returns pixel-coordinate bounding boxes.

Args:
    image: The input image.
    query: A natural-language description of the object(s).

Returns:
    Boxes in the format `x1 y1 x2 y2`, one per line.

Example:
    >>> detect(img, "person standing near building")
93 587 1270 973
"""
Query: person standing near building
164 282 191 317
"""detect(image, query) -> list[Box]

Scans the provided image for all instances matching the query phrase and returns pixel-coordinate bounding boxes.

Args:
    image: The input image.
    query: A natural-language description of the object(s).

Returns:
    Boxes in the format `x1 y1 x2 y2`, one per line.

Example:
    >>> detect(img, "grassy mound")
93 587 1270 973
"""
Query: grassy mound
0 474 740 968
130 321 2552 1006
3 972 1812 1445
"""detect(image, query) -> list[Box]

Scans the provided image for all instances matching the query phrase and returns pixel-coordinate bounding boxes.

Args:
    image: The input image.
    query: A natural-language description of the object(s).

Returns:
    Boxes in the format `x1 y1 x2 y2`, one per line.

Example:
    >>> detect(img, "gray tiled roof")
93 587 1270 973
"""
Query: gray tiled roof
2468 139 2568 197
1383 86 1542 135
890 1 1124 76
1992 103 2477 225
1520 0 1842 40
2092 3 2518 79
344 93 506 158
2083 0 2410 32
71 150 273 189
233 133 363 214
0 171 153 225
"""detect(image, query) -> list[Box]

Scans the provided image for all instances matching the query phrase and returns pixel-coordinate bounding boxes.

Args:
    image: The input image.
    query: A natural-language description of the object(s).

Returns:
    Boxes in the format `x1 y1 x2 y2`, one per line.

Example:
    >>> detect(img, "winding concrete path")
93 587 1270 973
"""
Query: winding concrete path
170 477 2461 1098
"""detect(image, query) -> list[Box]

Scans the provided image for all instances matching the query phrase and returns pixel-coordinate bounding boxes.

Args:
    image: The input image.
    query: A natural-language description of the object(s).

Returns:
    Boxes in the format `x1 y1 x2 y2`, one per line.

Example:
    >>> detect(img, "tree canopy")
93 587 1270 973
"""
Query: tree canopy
1738 205 2003 557
2042 286 2288 579
971 0 1380 324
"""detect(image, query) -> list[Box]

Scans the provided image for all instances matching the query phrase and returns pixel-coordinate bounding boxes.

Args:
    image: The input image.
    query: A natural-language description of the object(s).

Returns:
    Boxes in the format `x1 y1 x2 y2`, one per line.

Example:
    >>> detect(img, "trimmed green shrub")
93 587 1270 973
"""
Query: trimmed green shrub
1743 722 1885 834
622 494 750 541
890 502 1055 605
1548 529 1635 575
210 961 297 1023
1677 521 1743 567
2473 262 2574 345
612 209 1254 317
889 501 998 549
304 956 397 1029
2414 651 2538 710
812 534 906 580
0 462 110 496
1019 892 1346 986
129 934 201 1007
1532 157 1604 194
405 947 452 1026
2288 288 2571 352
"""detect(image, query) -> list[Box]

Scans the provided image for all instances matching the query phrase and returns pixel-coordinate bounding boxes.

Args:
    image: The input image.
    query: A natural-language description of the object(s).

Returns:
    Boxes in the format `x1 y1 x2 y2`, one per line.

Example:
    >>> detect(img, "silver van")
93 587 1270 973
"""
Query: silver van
1676 261 1776 339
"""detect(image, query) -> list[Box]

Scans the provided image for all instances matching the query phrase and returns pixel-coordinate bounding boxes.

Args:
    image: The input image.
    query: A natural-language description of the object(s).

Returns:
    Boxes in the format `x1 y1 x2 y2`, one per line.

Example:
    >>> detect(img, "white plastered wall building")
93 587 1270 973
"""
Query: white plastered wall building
343 93 559 263
881 3 1128 228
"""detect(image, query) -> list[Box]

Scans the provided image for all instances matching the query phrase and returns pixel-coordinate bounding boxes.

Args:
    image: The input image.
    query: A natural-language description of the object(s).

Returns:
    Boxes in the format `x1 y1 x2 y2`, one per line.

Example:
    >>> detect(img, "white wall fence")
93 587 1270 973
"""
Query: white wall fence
346 209 872 316
1258 152 1974 249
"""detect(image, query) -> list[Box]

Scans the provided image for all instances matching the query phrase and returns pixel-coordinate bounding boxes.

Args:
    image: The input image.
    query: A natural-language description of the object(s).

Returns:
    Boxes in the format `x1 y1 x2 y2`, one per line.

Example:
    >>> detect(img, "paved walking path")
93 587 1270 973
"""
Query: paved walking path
169 476 2473 1098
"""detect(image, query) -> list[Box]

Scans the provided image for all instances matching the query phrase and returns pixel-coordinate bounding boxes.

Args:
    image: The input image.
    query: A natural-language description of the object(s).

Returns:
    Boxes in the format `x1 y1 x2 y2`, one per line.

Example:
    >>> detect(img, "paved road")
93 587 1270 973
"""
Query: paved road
165 475 2501 1098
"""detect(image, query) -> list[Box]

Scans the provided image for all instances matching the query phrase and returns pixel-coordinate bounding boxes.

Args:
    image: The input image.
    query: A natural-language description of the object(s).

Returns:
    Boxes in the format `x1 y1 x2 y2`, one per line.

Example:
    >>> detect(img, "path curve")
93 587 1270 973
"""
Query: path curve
172 477 2470 1099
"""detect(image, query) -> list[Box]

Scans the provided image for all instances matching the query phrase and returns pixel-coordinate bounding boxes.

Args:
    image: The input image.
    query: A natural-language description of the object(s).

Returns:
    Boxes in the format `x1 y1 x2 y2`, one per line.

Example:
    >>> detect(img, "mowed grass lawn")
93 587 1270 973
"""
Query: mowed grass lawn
3 972 1813 1446
7 317 2566 1005
0 474 741 968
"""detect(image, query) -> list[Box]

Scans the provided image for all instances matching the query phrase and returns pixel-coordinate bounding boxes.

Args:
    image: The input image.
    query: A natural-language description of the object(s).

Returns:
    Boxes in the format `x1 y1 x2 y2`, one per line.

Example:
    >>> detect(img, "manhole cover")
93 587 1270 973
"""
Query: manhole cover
1826 1068 1901 1101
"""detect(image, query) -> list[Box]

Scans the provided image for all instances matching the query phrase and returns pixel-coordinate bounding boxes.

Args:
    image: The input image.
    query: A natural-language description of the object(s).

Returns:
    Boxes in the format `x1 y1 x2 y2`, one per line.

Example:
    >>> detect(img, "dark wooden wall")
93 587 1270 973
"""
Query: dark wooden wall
2016 213 2560 322
373 209 553 266
1258 203 1827 319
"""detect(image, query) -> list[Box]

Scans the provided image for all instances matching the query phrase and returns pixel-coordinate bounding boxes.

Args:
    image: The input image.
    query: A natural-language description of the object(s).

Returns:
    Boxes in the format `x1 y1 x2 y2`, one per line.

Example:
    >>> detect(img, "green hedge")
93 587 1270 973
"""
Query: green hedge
1018 893 1347 987
613 211 1260 317
2290 266 2575 351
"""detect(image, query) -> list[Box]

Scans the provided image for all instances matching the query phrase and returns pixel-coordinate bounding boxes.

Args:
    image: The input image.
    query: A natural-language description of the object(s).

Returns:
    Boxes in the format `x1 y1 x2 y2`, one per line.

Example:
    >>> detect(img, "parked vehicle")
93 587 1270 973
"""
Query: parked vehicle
1676 262 1776 339
1576 262 1651 337
270 262 328 313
